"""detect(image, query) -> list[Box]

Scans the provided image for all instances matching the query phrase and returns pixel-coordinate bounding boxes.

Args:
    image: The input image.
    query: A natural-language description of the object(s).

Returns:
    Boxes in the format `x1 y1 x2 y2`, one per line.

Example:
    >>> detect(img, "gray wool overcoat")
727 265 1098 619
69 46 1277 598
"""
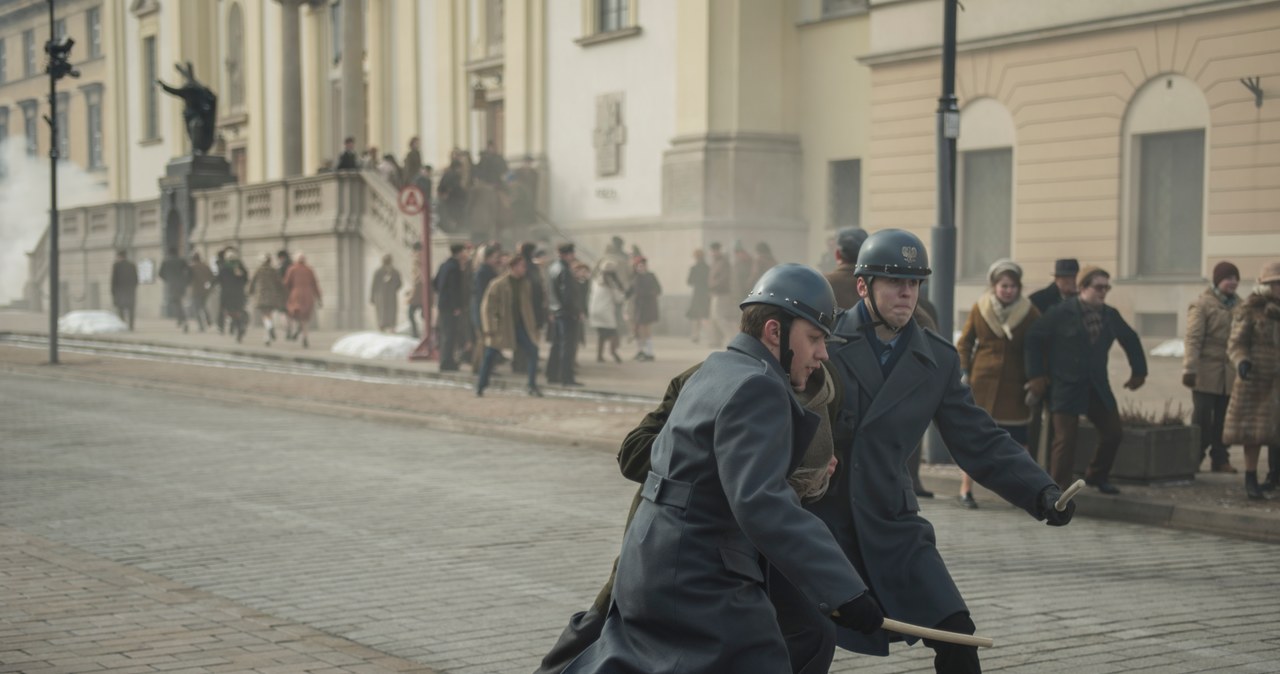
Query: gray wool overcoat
564 333 866 674
817 304 1057 655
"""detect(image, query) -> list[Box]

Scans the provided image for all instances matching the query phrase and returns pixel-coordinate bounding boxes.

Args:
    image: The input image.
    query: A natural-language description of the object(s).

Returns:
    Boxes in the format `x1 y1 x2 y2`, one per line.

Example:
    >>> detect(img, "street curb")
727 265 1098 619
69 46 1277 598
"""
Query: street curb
919 472 1280 544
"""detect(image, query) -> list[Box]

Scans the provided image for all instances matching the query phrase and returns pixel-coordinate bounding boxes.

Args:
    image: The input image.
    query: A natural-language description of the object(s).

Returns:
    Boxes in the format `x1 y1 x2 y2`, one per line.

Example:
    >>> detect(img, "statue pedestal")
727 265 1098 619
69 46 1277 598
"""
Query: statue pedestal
159 155 236 255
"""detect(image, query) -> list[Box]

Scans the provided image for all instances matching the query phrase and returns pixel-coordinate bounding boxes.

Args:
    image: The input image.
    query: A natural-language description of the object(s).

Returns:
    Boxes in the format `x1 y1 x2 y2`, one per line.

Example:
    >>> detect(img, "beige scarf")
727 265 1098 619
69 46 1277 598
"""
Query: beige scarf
978 290 1032 340
788 363 837 503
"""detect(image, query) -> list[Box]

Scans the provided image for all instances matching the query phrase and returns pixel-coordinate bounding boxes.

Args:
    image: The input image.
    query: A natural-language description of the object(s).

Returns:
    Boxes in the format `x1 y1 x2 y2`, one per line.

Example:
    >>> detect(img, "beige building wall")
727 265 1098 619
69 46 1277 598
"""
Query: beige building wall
865 1 1280 334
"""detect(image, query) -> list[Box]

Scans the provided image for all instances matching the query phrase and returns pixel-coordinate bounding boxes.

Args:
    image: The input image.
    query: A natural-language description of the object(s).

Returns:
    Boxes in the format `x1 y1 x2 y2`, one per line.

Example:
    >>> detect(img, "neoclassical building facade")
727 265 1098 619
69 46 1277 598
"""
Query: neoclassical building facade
6 0 1277 334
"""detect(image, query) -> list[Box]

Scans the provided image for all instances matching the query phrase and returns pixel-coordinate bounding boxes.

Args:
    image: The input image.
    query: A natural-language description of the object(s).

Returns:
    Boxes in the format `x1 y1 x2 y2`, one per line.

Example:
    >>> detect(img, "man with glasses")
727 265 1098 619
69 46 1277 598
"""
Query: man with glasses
1025 265 1148 494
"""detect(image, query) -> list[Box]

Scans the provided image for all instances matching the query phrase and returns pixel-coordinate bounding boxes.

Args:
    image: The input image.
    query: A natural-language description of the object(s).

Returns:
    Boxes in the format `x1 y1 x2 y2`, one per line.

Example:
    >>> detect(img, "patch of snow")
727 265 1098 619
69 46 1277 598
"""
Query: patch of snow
331 331 420 360
1150 339 1184 358
58 310 129 335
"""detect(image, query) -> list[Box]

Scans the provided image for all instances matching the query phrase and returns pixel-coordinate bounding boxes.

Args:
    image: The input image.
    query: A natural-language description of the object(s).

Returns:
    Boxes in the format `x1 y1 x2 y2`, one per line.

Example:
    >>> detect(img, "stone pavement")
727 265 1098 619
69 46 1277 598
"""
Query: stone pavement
2 372 1278 673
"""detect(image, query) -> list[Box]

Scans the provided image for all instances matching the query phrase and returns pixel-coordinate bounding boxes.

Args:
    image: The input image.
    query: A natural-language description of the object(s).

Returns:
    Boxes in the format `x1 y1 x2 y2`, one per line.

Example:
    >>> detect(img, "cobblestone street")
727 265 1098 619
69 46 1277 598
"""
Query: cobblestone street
3 370 1278 673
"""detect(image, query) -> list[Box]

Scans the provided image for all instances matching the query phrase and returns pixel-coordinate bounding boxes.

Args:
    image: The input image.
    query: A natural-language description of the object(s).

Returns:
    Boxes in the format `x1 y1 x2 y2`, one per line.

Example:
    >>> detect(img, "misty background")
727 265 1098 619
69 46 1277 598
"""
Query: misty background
0 138 108 306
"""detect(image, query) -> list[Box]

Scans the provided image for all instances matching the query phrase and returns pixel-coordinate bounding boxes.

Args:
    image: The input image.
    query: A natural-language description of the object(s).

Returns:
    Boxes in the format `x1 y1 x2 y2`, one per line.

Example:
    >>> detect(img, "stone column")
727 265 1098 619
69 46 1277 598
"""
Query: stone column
279 0 303 177
340 0 365 150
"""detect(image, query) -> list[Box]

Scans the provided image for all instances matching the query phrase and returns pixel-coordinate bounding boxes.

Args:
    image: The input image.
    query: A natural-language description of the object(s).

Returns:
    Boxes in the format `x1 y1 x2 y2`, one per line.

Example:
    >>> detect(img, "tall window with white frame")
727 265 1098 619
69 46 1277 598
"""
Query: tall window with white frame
0 38 7 83
958 148 1013 279
486 0 504 55
330 0 342 63
142 35 158 140
22 29 35 78
829 158 861 230
598 0 629 33
1135 130 1204 277
20 101 37 156
226 2 245 111
54 17 67 42
87 6 102 58
55 92 70 162
84 85 103 169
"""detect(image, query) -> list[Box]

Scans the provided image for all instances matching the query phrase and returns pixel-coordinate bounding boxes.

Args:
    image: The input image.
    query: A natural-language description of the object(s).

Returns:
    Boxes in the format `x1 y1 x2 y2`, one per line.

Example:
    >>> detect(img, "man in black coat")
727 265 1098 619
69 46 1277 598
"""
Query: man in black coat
1029 258 1080 313
804 229 1073 674
546 243 583 386
158 246 192 330
434 244 468 371
1025 265 1147 494
336 136 360 170
110 250 139 330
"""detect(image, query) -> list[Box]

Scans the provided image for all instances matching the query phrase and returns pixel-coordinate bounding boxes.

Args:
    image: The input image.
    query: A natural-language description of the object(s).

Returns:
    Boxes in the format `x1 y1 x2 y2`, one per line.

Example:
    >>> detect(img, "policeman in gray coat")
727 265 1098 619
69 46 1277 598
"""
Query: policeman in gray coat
799 229 1075 673
564 265 884 674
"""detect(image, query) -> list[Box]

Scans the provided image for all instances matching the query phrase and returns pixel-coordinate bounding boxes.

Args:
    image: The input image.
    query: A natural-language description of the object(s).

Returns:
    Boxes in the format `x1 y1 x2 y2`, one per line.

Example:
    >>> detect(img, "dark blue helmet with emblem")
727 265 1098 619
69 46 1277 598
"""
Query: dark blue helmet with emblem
740 263 839 336
854 228 931 279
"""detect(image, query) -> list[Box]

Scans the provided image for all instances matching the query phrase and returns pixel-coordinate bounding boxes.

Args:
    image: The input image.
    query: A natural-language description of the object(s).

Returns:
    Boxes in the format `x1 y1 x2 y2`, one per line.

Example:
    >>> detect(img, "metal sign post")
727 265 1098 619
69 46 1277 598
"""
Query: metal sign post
399 185 437 361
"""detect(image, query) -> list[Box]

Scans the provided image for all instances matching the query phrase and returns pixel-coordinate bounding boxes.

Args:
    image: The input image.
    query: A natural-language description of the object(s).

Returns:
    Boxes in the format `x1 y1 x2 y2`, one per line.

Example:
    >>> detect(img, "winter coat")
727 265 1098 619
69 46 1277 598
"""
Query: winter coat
249 261 287 312
588 274 626 330
370 264 403 329
159 255 192 301
434 257 465 313
565 334 864 674
631 271 661 326
1029 281 1068 314
956 293 1041 425
1024 298 1147 415
1183 287 1238 396
189 261 215 301
821 304 1056 655
480 272 537 351
283 262 321 322
218 260 250 313
825 262 859 311
110 260 138 308
1223 290 1280 446
685 261 710 320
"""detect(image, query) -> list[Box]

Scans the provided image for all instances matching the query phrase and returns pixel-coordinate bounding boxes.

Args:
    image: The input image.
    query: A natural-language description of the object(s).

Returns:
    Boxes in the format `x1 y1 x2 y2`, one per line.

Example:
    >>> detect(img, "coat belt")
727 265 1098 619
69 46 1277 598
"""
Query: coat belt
642 471 693 510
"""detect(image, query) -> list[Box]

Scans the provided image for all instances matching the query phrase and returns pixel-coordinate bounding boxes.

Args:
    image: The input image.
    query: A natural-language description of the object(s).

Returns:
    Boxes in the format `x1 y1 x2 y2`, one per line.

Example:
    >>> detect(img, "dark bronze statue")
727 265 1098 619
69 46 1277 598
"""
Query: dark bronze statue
156 62 218 156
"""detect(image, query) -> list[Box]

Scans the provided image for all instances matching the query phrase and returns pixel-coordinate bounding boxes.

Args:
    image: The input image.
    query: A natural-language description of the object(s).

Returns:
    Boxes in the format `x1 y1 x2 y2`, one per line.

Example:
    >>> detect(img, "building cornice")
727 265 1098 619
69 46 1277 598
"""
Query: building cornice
859 0 1274 66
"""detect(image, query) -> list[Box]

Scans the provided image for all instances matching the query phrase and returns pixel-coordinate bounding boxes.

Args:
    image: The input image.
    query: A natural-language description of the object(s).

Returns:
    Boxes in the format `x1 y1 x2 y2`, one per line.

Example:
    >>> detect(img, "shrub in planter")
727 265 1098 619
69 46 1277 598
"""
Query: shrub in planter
1072 401 1201 484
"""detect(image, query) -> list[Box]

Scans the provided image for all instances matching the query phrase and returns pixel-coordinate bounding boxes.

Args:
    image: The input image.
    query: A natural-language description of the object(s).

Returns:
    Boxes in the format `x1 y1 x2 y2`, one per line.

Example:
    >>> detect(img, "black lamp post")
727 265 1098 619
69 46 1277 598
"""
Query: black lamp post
43 0 79 364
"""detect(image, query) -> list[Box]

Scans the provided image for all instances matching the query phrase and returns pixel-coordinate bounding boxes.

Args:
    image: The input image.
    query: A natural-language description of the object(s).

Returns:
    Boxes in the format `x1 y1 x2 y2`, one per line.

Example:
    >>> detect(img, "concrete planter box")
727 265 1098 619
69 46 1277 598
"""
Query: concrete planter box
1073 423 1201 484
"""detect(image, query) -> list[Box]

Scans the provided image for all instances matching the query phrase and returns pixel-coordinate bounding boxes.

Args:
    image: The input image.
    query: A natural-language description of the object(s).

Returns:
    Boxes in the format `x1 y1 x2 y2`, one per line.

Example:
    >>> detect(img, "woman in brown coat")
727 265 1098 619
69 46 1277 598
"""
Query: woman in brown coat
954 259 1041 508
475 254 541 397
1223 261 1280 499
1182 261 1241 473
283 252 322 348
249 253 288 345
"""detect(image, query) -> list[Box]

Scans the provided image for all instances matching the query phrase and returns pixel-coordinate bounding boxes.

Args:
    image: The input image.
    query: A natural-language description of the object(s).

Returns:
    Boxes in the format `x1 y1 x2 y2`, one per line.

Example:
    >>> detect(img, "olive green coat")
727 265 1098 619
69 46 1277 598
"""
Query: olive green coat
480 272 537 350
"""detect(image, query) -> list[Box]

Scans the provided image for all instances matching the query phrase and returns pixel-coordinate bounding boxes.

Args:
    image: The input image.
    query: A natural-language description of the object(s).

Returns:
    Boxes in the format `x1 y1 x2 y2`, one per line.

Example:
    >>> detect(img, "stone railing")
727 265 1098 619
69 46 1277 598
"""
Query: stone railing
26 170 426 329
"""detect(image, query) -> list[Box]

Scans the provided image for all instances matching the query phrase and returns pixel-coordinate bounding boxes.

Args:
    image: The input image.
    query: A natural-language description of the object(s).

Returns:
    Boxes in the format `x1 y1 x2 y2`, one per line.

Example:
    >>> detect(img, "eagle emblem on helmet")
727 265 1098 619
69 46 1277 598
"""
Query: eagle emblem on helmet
901 246 919 263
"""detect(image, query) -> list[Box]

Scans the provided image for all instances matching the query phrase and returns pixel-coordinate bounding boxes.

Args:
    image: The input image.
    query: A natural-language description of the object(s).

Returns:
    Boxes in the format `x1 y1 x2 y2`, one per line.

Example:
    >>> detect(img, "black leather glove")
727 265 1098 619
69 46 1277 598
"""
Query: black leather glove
1239 360 1252 381
1181 372 1196 389
1038 485 1075 527
831 592 884 634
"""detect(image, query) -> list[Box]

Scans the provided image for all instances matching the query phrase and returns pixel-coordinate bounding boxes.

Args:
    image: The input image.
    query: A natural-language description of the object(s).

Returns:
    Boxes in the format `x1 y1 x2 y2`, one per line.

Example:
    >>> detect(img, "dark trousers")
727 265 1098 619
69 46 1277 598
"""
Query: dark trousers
1192 391 1231 468
188 295 210 331
1049 391 1123 487
438 311 461 369
164 291 186 324
408 303 422 338
115 303 135 331
547 315 579 384
476 322 537 392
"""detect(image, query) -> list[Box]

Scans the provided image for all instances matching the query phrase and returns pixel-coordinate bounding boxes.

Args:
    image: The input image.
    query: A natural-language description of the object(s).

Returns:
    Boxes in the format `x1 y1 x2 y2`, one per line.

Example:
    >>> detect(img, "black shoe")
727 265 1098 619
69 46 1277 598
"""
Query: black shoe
563 380 585 387
475 387 484 397
1245 472 1267 500
1262 472 1278 492
527 386 544 398
1086 479 1121 495
439 363 460 372
957 492 978 509
913 486 934 499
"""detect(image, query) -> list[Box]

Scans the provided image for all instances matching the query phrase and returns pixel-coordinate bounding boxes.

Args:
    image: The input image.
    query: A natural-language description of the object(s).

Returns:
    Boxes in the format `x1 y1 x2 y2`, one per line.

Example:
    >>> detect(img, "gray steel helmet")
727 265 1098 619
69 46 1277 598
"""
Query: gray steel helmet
740 263 839 336
836 227 869 262
854 228 932 279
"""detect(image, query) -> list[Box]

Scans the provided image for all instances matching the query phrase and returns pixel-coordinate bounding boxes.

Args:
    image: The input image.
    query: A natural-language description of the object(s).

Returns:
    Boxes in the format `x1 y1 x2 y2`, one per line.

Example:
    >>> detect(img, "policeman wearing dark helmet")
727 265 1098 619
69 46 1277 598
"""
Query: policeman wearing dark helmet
772 229 1077 674
564 264 884 674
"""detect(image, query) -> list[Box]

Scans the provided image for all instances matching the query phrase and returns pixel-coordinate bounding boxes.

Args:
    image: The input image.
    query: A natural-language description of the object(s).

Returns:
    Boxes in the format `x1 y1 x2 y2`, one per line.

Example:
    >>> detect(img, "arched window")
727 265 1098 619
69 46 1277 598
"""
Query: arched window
226 2 245 111
957 97 1016 280
1121 75 1209 278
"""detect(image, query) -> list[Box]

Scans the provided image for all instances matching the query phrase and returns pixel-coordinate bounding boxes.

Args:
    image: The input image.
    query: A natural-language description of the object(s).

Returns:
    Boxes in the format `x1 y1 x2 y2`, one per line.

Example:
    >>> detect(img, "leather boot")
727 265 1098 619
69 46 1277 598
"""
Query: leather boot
1245 471 1266 500
1263 446 1280 491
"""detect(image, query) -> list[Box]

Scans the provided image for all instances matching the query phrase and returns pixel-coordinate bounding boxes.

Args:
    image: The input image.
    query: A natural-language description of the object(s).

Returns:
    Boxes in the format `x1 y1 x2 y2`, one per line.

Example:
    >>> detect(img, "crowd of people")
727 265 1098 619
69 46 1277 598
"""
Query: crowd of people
330 135 540 248
110 246 323 348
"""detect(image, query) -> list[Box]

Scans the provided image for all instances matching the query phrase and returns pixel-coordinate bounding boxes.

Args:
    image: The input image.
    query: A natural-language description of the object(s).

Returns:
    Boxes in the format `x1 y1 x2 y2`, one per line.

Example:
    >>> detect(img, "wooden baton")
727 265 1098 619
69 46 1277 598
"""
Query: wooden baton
1055 478 1086 512
881 618 995 648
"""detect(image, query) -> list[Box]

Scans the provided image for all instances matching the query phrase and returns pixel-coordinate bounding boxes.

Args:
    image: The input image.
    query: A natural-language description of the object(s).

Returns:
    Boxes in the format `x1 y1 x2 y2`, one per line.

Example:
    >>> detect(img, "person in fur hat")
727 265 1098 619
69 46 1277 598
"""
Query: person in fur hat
1223 260 1280 499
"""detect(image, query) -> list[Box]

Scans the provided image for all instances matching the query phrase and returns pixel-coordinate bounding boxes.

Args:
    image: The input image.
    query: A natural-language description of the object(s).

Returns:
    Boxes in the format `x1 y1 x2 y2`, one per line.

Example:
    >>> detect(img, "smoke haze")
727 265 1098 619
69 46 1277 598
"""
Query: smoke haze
0 138 109 306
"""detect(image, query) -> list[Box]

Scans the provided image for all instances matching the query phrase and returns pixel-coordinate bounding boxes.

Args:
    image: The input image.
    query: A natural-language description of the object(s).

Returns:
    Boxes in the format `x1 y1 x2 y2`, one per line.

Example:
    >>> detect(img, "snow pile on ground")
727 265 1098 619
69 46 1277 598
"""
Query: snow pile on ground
57 310 128 335
1150 339 1184 359
331 331 420 360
